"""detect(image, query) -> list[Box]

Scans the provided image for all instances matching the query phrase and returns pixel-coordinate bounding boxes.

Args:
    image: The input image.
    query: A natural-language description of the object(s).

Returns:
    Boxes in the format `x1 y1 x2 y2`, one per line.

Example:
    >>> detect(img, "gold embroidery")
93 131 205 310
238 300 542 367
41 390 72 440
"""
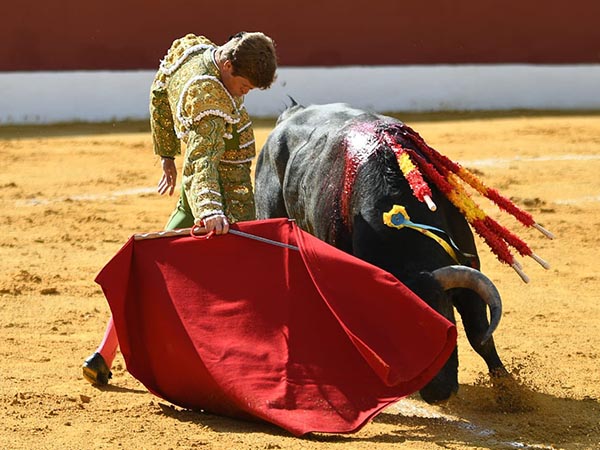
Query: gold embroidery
150 34 255 223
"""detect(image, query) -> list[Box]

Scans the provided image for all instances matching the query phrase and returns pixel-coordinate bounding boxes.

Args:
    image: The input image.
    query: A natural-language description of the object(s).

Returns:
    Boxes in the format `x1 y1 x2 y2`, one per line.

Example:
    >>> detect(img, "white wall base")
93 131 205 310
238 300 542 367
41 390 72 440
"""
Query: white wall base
1 65 599 124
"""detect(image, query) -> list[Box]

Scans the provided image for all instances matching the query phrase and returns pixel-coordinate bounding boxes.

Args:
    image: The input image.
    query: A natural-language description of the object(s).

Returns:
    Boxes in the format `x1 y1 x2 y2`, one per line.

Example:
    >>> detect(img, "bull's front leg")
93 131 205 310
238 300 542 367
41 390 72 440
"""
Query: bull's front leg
453 289 534 411
451 289 507 376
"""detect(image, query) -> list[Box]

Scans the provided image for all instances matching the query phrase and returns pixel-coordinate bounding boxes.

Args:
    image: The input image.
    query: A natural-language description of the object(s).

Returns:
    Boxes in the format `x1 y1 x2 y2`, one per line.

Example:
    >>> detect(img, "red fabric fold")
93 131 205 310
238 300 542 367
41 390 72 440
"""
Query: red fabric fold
96 218 456 435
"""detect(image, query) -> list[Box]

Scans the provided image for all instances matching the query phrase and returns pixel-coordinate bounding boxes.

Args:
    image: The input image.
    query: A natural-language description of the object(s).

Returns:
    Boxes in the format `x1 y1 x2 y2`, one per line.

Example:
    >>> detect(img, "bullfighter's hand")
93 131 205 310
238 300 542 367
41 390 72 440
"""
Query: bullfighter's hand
198 215 230 235
158 157 177 196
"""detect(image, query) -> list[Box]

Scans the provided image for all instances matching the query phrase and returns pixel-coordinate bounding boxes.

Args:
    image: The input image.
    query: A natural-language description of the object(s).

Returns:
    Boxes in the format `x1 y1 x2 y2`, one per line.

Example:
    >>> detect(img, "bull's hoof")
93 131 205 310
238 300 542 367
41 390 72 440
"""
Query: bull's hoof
489 366 510 378
489 369 534 412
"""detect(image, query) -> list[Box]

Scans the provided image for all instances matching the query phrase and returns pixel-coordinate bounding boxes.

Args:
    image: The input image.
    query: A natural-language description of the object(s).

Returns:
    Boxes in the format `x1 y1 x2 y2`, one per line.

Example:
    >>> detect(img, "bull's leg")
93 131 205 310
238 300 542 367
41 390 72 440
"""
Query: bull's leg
452 289 507 376
406 273 460 403
453 290 534 411
254 151 288 218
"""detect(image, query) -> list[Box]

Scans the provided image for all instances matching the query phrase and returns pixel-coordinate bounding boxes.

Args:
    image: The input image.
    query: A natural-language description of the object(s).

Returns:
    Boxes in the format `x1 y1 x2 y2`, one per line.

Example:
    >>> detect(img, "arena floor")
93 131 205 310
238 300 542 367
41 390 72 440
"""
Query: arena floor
1 111 599 449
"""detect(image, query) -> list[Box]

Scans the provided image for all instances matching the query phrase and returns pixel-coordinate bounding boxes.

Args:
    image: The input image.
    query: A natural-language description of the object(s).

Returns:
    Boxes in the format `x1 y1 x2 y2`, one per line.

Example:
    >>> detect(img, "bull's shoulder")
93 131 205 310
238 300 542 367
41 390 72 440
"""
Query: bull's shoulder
296 103 368 125
275 102 398 129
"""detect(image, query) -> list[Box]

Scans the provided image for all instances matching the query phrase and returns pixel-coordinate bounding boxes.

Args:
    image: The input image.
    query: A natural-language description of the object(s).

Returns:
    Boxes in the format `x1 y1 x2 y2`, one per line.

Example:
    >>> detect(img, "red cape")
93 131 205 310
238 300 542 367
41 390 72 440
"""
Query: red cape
96 218 456 435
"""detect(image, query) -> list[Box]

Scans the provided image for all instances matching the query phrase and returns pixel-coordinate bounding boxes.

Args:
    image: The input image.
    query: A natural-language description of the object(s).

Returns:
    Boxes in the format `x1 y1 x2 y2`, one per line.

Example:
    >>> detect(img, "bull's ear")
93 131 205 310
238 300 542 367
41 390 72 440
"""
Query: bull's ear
287 95 298 107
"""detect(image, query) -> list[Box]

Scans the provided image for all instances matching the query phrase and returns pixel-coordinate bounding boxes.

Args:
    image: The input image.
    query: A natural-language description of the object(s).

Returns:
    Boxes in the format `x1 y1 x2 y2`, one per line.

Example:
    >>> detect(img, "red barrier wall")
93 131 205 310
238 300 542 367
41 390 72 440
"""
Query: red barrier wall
3 0 599 71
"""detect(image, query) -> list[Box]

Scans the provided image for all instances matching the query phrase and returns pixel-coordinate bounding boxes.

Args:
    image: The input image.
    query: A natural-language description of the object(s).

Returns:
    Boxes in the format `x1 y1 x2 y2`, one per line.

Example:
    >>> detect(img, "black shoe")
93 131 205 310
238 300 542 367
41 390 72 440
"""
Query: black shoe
82 352 112 386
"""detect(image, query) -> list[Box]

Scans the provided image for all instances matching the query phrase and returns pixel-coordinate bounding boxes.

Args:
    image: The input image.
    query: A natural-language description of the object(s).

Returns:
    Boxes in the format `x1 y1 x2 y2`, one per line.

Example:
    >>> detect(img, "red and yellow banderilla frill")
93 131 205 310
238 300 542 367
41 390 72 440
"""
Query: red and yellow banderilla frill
382 124 553 283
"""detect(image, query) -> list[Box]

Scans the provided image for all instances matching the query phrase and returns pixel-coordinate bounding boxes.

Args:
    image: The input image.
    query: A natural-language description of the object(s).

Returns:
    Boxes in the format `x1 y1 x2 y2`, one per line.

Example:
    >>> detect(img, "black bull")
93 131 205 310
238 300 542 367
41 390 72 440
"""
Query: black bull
254 103 508 403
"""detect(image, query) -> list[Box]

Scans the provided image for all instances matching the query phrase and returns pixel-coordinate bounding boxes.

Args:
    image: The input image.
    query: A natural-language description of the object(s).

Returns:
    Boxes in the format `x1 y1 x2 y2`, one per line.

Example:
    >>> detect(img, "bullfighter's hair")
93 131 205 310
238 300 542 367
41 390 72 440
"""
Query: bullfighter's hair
380 123 553 283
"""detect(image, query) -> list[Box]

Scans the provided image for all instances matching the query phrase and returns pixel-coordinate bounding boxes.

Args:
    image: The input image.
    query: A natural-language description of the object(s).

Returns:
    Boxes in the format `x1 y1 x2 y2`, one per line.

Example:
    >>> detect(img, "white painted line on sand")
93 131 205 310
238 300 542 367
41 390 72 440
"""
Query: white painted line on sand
16 187 157 206
554 195 600 205
463 154 600 168
387 399 554 449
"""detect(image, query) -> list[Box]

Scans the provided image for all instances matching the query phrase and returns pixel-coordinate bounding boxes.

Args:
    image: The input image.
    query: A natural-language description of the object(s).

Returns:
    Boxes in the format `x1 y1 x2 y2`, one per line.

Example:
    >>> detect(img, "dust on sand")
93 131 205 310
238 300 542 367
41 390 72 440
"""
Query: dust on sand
1 112 599 449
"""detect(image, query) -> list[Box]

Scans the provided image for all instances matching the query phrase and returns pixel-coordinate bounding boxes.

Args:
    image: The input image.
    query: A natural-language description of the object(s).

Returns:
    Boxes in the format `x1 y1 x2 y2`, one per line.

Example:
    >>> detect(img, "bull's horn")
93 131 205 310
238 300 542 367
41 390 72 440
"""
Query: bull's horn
431 265 502 345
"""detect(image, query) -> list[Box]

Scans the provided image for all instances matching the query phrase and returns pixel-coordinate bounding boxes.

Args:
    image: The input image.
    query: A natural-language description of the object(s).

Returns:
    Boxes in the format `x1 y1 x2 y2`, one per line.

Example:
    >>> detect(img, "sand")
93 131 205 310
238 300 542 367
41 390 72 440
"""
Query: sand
1 111 599 449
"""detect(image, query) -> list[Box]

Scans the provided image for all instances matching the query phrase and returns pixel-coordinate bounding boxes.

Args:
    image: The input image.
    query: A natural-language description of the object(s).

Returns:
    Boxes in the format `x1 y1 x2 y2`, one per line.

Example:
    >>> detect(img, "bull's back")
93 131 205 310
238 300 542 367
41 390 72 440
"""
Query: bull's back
257 104 381 239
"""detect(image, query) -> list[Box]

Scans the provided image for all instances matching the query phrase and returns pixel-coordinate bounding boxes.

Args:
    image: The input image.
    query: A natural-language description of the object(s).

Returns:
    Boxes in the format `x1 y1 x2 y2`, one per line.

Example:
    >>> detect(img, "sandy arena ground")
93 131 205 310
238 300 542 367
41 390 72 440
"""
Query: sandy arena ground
1 111 599 449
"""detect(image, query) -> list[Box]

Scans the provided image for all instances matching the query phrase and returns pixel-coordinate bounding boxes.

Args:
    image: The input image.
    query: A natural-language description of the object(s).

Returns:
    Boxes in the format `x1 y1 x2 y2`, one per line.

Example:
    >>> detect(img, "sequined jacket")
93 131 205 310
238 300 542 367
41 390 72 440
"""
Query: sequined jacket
150 34 256 223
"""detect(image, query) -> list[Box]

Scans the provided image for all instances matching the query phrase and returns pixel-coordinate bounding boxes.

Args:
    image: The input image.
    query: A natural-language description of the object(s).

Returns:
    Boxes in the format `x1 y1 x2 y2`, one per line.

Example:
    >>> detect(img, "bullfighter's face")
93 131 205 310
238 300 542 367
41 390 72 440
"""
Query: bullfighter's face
220 60 255 97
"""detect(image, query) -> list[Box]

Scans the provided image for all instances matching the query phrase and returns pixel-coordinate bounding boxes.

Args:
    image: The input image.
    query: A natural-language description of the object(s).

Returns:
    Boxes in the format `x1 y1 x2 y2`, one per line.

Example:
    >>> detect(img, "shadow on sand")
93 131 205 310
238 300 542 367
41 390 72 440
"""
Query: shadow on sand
149 379 599 450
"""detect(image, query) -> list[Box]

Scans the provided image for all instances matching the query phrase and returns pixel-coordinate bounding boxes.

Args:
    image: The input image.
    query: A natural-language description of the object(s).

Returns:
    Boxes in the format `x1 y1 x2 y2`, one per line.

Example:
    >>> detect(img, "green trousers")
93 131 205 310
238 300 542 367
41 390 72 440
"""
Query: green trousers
164 187 195 231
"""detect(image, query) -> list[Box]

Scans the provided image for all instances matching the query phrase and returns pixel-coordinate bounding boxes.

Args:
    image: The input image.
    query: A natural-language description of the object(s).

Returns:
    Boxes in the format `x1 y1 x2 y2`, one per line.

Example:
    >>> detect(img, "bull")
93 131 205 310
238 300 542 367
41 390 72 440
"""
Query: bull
254 102 509 404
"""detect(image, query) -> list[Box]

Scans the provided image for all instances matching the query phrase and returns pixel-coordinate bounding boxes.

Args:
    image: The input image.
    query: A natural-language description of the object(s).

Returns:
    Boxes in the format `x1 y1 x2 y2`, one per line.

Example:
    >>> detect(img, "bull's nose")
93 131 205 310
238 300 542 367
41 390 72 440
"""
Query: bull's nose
425 390 457 406
420 384 459 405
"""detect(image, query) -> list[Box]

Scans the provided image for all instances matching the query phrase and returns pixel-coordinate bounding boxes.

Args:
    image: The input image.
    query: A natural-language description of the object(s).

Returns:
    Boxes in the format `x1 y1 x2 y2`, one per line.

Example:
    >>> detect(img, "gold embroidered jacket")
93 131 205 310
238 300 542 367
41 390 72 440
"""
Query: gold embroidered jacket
149 34 256 223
